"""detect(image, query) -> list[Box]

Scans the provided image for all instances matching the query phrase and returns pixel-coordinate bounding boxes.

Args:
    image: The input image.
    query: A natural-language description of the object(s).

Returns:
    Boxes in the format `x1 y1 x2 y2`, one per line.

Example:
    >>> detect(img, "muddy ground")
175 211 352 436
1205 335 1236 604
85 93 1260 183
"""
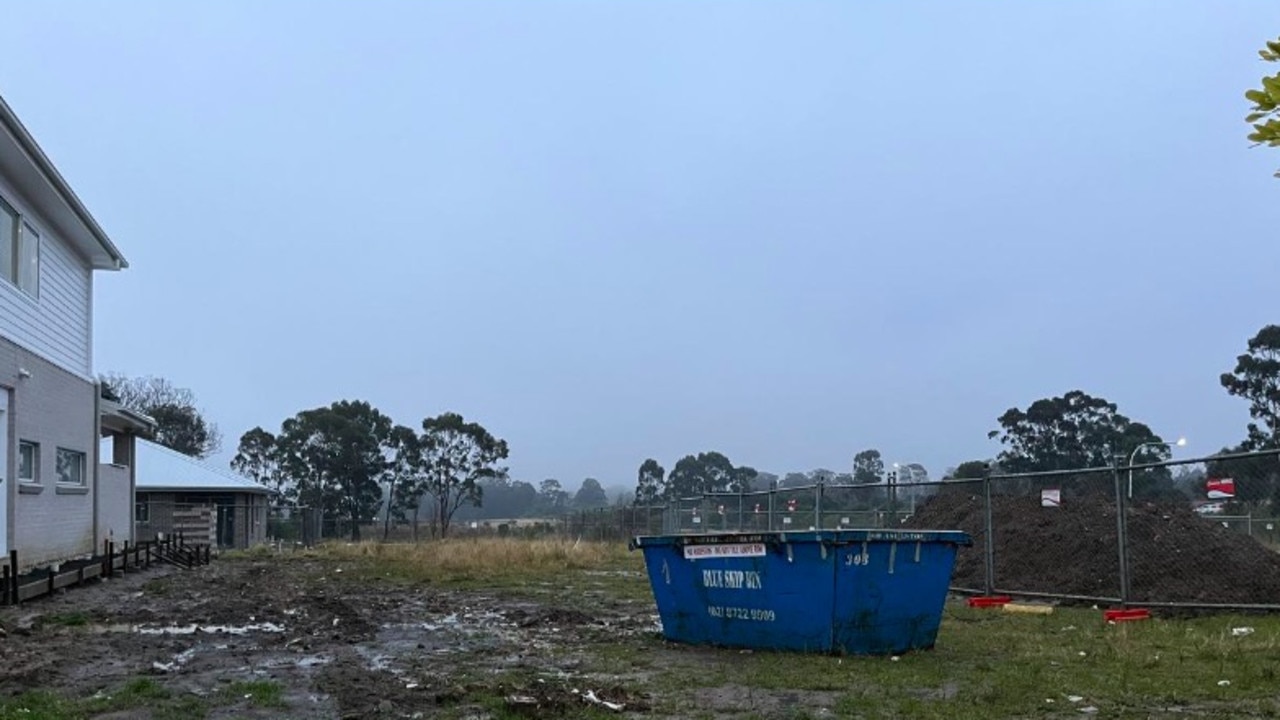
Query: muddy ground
0 555 688 719
2 549 1279 719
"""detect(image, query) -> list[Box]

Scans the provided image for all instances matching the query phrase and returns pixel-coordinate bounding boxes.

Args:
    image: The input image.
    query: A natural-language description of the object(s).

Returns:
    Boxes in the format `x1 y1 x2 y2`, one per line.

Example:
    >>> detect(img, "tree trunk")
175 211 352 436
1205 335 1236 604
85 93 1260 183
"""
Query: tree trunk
412 505 419 542
383 480 396 542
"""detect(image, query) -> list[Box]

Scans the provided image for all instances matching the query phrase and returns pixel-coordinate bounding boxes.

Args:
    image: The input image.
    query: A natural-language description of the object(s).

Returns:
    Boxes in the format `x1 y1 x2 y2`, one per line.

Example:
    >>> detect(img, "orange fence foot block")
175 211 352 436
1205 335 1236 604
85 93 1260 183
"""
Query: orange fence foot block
1104 608 1150 622
967 596 1012 609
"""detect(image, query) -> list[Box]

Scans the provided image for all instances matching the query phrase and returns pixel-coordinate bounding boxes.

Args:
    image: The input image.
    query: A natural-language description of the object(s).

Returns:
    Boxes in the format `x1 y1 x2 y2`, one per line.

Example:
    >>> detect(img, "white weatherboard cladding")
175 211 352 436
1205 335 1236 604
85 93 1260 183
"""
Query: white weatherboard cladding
0 172 91 377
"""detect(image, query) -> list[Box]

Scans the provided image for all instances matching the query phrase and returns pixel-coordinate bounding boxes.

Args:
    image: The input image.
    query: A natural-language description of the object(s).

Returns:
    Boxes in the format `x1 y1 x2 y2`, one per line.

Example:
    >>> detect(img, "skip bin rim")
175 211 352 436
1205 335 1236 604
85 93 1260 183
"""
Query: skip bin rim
629 529 972 550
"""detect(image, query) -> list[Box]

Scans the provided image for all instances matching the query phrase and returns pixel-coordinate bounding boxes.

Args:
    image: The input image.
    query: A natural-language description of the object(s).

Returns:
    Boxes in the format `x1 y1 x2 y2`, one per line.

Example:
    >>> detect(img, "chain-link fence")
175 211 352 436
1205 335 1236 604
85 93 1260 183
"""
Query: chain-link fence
174 446 1279 610
636 449 1280 611
1123 452 1280 609
663 484 924 535
985 466 1123 603
557 506 670 541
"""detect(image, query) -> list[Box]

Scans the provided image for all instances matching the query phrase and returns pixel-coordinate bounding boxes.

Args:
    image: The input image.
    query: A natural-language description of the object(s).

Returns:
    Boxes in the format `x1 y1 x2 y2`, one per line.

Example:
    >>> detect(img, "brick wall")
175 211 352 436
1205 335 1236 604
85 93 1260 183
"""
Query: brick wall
0 337 98 568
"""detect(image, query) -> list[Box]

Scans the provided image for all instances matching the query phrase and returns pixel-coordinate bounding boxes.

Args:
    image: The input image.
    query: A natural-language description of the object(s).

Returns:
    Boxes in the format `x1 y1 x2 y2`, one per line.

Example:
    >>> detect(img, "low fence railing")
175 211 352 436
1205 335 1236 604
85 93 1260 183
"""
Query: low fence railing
0 533 212 606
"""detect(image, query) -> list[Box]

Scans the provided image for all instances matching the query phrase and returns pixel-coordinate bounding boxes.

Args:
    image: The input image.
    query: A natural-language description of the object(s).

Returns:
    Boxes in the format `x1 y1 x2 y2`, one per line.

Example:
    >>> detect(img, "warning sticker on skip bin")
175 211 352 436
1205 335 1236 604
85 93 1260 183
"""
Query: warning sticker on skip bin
683 543 767 560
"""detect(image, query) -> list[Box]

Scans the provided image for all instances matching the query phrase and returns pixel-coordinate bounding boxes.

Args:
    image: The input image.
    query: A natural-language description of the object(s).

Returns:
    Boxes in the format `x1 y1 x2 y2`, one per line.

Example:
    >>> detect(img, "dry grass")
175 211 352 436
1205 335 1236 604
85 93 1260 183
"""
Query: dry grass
313 537 640 586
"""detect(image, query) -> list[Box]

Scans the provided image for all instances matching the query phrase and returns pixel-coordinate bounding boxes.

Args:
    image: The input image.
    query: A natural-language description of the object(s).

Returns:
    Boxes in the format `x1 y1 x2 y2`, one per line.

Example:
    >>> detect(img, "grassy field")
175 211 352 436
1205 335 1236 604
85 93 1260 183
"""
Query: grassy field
1 538 1278 719
315 538 1280 718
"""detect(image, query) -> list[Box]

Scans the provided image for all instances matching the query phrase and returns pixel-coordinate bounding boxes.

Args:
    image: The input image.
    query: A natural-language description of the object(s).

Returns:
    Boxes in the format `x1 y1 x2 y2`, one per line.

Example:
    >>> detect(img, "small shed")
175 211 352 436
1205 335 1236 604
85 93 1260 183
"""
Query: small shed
127 439 274 549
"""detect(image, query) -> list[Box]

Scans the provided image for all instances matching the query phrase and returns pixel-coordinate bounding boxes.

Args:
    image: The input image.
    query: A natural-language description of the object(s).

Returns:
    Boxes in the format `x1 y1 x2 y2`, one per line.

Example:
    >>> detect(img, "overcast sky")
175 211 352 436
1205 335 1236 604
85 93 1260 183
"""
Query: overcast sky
3 2 1277 492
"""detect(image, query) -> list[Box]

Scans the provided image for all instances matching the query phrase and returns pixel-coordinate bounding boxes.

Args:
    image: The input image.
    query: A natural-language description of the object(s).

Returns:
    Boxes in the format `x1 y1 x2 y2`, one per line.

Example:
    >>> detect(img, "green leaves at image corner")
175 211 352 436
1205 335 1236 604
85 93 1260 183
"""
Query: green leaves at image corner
1245 37 1280 177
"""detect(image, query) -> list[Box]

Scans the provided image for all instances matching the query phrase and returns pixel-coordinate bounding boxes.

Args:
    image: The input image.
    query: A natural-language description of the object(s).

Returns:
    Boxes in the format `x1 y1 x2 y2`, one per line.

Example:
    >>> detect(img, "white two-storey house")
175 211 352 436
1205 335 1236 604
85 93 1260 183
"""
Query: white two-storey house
0 94 149 570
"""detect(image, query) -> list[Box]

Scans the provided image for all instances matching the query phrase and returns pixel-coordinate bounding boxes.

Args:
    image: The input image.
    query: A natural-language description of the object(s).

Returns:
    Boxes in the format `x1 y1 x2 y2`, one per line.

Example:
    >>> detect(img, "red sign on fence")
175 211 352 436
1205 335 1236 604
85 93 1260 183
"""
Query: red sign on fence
1206 477 1236 499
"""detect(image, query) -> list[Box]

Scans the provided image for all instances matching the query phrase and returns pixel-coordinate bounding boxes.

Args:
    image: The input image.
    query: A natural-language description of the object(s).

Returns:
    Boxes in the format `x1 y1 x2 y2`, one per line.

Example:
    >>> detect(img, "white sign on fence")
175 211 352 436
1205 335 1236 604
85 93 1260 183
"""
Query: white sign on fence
1041 489 1062 508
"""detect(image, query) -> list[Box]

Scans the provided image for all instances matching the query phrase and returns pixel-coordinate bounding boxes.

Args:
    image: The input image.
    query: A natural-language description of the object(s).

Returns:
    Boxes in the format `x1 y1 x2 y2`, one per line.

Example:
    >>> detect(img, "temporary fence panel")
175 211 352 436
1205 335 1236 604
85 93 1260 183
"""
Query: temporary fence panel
986 468 1123 604
1124 453 1280 609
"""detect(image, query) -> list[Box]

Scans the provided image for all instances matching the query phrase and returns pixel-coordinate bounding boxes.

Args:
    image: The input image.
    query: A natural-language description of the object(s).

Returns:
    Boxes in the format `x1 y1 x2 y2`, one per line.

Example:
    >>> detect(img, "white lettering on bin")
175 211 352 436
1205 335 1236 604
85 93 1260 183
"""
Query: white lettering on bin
701 569 763 590
682 543 766 561
707 605 776 622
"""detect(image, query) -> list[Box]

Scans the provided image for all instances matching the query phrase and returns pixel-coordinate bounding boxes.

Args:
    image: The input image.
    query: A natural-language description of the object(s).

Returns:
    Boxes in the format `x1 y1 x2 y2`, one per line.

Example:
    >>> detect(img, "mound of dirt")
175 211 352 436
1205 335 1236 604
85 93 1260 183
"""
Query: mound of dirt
904 487 1280 605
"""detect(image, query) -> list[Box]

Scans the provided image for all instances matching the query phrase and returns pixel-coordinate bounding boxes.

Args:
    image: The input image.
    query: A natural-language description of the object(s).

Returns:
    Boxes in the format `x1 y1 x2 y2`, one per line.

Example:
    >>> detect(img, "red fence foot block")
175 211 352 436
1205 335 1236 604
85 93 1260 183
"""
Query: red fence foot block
1104 608 1150 622
967 596 1012 608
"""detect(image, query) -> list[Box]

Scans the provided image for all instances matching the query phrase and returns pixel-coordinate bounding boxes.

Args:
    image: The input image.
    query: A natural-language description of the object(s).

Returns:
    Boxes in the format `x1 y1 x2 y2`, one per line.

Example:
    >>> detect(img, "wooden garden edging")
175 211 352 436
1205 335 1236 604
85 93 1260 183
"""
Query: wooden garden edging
0 532 212 606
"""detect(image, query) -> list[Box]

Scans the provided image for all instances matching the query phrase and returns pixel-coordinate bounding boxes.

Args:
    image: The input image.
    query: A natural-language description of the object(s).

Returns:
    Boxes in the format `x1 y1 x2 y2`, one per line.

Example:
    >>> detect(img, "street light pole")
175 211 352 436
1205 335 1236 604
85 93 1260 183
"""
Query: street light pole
1127 437 1187 499
890 463 899 508
892 462 924 517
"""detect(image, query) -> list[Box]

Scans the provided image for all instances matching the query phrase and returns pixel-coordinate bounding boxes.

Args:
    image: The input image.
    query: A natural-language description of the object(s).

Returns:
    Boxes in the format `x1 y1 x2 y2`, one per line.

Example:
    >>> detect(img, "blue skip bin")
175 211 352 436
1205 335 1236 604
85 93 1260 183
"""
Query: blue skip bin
630 529 972 655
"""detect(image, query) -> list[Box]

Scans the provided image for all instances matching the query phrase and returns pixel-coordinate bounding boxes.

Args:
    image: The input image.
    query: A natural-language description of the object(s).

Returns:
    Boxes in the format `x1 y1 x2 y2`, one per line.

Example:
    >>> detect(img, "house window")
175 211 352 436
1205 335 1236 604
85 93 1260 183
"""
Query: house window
135 498 150 523
18 441 38 483
0 196 39 298
0 198 14 284
55 448 86 486
17 222 38 296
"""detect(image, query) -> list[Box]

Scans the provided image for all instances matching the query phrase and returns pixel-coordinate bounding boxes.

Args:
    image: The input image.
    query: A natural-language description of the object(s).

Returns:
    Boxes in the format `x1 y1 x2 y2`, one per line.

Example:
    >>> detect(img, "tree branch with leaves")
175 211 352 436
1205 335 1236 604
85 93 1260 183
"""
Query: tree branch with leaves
852 449 885 484
419 412 509 538
231 427 286 500
383 425 424 541
1221 324 1280 449
988 390 1175 498
100 373 222 458
274 400 394 541
634 459 666 505
1245 37 1280 178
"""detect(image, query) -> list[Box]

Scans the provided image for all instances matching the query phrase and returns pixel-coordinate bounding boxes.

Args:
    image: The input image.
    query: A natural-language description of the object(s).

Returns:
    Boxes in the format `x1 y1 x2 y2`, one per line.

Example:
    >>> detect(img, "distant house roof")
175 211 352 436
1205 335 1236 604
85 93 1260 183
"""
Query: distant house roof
0 94 127 270
125 438 273 495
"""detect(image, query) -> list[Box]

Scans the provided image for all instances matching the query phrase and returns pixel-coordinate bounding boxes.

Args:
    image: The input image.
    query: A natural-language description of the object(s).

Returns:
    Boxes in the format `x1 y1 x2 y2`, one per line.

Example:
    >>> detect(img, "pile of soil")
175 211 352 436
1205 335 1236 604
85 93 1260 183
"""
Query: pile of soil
904 487 1280 605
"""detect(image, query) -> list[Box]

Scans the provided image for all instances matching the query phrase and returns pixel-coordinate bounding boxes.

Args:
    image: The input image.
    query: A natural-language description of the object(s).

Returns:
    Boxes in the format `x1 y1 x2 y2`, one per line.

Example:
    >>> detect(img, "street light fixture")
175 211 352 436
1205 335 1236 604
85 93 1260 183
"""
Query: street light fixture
1127 437 1187 499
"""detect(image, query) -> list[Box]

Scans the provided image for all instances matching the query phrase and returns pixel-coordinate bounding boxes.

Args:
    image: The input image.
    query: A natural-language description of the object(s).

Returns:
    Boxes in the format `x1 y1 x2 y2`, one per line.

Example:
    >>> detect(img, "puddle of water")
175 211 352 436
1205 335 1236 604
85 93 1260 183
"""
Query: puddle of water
140 622 286 636
251 654 334 671
92 622 286 636
152 647 198 673
355 646 405 675
439 609 508 626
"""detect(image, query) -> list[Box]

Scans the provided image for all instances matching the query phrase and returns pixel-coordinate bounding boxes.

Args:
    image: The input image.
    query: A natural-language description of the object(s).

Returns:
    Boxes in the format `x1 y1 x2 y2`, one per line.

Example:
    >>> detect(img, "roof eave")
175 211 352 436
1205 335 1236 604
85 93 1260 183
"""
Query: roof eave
100 399 157 435
0 95 127 270
137 486 274 495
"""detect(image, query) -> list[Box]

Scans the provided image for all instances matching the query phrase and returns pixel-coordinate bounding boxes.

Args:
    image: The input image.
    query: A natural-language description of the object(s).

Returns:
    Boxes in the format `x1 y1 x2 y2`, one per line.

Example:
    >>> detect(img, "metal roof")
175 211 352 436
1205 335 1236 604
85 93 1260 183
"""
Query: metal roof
0 94 127 270
126 438 274 495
